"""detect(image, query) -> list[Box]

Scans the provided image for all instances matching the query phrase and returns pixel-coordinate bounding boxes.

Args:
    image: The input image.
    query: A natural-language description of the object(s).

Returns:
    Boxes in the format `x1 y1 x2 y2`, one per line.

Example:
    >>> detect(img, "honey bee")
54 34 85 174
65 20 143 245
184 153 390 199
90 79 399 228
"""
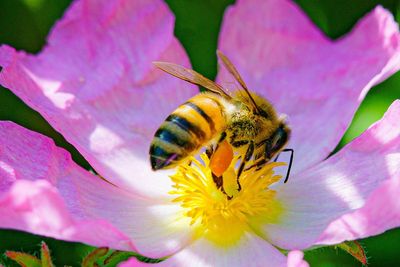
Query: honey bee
150 51 293 183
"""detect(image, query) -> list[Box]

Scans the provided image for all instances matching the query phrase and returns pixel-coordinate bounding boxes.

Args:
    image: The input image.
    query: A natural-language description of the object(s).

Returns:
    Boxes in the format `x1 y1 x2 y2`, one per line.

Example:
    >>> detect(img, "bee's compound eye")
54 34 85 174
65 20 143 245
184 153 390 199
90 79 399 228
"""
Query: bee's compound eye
210 140 234 177
272 126 289 152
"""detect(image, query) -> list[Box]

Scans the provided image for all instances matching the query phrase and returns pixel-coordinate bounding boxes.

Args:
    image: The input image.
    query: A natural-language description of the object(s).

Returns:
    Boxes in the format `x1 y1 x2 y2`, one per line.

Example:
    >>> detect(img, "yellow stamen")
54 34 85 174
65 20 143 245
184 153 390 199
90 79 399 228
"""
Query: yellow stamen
169 153 285 247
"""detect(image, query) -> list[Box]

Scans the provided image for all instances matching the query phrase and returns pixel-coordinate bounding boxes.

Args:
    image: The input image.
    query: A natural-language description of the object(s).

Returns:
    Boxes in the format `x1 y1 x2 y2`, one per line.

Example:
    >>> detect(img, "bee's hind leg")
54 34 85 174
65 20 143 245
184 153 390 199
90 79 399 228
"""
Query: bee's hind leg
207 131 227 158
236 141 254 191
205 145 214 159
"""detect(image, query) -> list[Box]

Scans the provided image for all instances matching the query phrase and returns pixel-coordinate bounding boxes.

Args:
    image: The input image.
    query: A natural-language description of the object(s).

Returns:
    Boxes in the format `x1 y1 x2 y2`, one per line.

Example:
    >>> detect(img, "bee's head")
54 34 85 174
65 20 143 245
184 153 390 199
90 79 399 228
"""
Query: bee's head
243 92 278 119
267 120 291 158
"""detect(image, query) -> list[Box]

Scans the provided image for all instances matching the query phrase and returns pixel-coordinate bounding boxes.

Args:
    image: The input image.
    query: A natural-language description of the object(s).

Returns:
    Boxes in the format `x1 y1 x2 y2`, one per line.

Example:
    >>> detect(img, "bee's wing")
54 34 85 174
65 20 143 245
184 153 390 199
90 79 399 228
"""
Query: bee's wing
153 61 231 98
217 50 260 112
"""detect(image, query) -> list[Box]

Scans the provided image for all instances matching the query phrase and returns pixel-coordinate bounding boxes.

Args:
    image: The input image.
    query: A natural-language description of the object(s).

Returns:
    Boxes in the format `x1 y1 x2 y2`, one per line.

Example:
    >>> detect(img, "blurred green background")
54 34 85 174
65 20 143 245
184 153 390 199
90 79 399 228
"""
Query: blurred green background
1 0 400 266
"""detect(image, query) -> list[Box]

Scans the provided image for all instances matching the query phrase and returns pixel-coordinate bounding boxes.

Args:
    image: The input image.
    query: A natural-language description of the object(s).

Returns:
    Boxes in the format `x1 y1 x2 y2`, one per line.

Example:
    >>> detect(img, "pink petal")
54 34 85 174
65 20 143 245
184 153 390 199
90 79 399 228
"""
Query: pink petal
316 107 400 245
119 240 309 267
0 179 134 250
0 0 198 197
287 251 309 267
316 177 400 245
218 1 400 174
120 233 287 267
258 100 400 249
118 258 149 267
118 251 309 267
0 121 194 257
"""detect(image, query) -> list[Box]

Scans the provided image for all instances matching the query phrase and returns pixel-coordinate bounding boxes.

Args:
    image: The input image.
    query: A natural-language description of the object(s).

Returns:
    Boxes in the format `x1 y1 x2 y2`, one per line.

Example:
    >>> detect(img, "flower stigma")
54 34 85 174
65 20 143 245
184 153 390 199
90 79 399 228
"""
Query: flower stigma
169 153 285 247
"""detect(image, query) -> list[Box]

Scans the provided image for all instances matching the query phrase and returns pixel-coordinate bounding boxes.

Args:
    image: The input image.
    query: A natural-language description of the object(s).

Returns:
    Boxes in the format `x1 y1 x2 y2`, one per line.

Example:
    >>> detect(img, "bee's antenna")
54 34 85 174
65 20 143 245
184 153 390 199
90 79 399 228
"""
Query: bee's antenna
217 50 261 113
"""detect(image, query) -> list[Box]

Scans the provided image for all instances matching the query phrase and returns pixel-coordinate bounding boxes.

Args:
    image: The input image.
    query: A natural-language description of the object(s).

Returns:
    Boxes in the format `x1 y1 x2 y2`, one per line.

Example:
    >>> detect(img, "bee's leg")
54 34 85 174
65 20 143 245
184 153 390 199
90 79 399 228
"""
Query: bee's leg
206 132 227 158
281 148 294 183
236 141 254 190
244 158 266 172
206 132 232 199
273 153 280 162
255 158 267 171
205 145 214 158
212 173 223 189
214 132 227 152
217 131 227 145
242 138 270 171
231 140 249 147
209 131 235 186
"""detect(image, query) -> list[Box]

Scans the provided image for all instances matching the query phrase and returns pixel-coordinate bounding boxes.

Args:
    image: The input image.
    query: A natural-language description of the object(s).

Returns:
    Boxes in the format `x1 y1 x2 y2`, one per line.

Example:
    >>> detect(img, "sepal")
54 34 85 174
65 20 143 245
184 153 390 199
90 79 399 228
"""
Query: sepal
82 247 109 267
336 240 368 265
4 241 55 267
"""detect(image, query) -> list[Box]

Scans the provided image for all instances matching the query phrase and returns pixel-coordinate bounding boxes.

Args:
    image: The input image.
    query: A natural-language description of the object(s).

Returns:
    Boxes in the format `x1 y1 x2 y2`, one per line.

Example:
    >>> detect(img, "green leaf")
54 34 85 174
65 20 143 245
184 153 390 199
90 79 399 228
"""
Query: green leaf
5 251 41 267
81 247 109 267
336 240 368 265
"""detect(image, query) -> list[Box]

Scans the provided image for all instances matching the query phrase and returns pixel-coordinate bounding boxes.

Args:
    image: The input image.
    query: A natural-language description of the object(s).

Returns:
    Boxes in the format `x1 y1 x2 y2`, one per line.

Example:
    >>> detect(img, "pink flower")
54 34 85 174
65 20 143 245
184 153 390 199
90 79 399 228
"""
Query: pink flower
0 0 399 266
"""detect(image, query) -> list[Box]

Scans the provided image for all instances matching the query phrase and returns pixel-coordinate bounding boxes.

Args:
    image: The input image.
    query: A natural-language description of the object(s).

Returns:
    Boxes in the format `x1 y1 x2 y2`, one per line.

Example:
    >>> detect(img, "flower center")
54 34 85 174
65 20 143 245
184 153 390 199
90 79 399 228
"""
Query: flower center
169 153 285 247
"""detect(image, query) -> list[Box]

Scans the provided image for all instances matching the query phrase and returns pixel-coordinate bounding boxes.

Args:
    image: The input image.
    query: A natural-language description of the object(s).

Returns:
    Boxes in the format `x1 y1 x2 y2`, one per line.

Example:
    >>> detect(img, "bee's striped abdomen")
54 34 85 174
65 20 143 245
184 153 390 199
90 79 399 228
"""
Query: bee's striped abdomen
150 114 205 170
150 94 226 170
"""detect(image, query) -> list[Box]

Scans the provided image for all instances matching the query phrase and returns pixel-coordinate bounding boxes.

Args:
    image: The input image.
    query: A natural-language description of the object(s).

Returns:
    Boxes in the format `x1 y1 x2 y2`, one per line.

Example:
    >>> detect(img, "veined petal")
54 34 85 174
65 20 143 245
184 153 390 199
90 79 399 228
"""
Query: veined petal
316 102 400 244
316 177 400 245
287 251 309 267
118 249 308 267
118 258 149 267
0 179 133 250
218 0 400 174
0 0 197 197
257 100 400 249
122 232 287 267
0 121 194 257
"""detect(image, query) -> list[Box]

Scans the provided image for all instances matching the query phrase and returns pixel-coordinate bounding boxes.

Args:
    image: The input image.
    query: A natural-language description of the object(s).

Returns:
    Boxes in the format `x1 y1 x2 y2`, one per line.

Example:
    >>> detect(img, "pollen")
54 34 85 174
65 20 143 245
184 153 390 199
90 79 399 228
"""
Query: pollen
169 153 285 247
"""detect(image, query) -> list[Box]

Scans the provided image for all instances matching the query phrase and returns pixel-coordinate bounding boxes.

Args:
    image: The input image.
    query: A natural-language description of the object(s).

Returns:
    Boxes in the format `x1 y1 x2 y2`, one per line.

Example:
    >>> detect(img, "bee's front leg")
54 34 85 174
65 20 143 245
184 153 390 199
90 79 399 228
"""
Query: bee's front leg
236 141 254 191
281 148 294 183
